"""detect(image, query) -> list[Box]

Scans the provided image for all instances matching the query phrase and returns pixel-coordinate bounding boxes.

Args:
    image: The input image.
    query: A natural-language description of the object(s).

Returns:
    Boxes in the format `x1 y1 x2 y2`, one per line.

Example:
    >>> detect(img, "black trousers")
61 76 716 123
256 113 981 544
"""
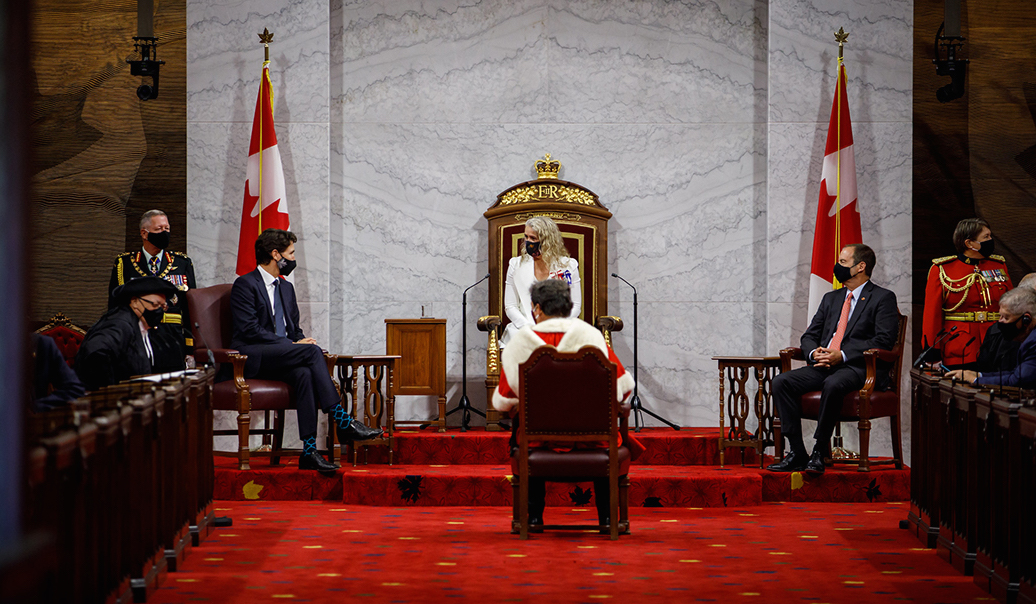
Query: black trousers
528 477 611 523
771 363 864 448
237 342 340 438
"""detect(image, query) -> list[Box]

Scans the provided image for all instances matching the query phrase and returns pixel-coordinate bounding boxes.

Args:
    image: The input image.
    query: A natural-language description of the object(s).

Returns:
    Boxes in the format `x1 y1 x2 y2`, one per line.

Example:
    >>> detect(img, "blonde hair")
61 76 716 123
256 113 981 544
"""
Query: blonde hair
521 216 569 270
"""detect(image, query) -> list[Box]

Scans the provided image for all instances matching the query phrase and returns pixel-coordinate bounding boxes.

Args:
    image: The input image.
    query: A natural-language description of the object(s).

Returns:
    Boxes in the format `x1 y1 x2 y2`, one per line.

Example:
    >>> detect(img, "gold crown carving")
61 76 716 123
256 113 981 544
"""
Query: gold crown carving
535 153 561 179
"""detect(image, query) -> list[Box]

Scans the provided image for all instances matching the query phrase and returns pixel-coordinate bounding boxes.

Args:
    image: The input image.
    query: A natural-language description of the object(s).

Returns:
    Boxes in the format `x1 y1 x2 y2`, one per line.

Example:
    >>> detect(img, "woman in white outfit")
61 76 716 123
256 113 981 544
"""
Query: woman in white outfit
501 216 581 346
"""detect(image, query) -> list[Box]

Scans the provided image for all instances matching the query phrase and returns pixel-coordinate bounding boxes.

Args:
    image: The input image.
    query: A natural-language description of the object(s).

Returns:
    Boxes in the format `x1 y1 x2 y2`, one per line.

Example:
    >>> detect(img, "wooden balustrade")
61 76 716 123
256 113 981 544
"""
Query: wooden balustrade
908 370 1036 604
17 368 216 604
336 355 399 466
711 356 780 468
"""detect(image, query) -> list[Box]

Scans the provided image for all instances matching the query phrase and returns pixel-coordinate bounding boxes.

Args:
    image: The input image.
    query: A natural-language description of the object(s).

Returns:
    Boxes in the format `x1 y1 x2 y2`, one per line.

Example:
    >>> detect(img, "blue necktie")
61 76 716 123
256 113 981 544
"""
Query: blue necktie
273 279 286 337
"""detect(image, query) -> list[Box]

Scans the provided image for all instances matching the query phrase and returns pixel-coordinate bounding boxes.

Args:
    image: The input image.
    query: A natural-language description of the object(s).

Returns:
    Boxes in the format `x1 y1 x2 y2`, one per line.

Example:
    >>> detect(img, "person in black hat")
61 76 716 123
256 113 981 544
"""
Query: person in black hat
108 209 197 372
76 276 181 391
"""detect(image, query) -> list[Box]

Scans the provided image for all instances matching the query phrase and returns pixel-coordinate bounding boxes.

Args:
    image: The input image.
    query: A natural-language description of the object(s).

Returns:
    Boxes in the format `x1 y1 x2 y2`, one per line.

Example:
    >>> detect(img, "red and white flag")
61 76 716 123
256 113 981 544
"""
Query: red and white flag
808 60 862 317
236 61 290 276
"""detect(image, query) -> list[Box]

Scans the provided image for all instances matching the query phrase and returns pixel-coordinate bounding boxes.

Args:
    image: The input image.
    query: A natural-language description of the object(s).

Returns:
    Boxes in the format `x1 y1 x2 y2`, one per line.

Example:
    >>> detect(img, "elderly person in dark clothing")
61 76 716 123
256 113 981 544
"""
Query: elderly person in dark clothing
75 276 180 391
31 333 85 411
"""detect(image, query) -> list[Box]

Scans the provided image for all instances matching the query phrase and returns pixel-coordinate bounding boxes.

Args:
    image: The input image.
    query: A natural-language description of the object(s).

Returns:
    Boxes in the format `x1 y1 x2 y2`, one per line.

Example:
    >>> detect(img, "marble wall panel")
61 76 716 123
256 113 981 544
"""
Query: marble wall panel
332 0 548 124
546 1 768 124
187 0 329 123
767 0 912 124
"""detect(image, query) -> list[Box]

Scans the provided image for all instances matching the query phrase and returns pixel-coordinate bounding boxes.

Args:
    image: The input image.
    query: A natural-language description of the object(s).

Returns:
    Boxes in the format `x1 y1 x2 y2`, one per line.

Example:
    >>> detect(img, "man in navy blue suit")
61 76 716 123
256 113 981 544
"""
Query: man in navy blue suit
231 228 381 474
767 243 900 475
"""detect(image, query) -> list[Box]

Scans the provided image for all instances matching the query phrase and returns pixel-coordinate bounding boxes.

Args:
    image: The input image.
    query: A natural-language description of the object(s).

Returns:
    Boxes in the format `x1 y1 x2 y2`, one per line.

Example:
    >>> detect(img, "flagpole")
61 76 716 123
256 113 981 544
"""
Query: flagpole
257 28 274 235
830 27 859 463
833 27 848 288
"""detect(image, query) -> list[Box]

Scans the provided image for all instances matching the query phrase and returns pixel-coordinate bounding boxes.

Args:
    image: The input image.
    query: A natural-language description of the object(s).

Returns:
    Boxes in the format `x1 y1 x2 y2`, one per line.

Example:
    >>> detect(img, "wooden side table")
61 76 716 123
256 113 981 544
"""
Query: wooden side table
711 356 781 468
386 318 447 432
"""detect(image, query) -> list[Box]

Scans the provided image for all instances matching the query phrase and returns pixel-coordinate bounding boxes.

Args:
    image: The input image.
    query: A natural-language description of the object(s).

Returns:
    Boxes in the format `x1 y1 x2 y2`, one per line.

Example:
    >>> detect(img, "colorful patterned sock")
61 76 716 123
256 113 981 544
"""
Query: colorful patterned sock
329 403 352 430
302 434 317 455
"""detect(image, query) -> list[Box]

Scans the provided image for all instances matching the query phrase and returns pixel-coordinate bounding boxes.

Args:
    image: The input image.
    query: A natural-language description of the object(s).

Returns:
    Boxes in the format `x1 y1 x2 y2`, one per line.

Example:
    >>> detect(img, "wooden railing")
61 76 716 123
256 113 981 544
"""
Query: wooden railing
15 369 216 604
907 368 1036 604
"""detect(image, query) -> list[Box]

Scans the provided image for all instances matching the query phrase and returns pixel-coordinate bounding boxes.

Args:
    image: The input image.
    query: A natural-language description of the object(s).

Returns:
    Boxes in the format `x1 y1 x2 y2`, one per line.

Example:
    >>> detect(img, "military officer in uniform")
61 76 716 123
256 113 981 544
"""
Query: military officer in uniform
922 217 1013 369
108 209 197 373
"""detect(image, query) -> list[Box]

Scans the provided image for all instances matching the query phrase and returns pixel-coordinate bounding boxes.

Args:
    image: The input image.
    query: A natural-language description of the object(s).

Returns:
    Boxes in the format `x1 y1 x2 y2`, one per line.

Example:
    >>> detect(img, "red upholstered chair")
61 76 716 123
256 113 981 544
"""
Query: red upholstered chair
511 346 630 540
773 314 908 472
186 284 339 470
35 312 87 366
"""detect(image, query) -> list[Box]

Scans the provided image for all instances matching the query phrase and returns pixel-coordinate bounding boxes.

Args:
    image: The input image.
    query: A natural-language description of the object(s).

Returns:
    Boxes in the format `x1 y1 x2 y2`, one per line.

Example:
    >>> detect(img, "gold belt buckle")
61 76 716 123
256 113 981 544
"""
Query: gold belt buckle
975 311 987 322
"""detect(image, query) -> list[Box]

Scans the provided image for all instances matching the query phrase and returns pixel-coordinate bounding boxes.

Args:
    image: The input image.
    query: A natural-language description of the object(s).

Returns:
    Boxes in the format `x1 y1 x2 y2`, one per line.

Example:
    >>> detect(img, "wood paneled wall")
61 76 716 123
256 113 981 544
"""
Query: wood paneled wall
914 0 1036 333
30 0 186 329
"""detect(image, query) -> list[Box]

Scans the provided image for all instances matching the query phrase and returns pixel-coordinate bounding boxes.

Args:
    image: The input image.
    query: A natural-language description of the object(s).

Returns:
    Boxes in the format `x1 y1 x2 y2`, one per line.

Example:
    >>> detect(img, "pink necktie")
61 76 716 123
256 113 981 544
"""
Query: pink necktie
828 291 853 349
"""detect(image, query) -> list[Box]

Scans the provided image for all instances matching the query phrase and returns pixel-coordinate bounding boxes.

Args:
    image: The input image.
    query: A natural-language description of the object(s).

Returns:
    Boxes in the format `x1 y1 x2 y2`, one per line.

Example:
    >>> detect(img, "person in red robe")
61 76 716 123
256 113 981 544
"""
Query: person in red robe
492 279 635 531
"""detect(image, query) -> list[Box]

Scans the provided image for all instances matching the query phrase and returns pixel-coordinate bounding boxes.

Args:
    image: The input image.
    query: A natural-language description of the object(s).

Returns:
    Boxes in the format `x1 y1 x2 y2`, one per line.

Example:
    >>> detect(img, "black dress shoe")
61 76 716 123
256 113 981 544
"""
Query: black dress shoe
766 450 809 472
528 516 544 533
298 452 337 476
337 420 383 443
805 450 825 475
598 517 610 535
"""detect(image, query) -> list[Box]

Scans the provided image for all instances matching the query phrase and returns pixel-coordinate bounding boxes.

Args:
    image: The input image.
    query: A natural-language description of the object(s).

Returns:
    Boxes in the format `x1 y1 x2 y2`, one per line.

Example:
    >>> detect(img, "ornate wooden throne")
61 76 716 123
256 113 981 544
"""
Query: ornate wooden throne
478 154 622 430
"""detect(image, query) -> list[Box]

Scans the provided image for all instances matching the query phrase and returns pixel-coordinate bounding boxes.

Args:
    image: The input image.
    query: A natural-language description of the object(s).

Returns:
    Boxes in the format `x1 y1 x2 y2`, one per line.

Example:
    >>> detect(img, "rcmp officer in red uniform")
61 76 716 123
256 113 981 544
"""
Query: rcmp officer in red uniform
922 218 1012 369
108 209 197 373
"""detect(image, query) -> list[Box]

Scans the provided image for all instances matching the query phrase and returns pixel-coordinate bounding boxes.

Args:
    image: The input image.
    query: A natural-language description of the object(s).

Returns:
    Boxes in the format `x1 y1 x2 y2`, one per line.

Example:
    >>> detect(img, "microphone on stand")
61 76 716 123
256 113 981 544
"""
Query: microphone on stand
611 272 679 432
443 273 491 431
961 336 976 368
913 326 957 368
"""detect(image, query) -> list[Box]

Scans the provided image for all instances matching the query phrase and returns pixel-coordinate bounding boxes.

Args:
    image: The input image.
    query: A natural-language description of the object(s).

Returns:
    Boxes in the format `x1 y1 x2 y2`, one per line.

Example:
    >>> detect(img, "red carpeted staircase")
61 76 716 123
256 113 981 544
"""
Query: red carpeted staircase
214 428 909 506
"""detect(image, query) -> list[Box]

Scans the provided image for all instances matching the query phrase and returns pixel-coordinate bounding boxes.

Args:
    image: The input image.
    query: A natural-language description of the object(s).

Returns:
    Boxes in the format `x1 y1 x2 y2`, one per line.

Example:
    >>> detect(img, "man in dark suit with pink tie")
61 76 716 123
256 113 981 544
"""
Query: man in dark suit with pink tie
231 228 381 474
767 243 900 475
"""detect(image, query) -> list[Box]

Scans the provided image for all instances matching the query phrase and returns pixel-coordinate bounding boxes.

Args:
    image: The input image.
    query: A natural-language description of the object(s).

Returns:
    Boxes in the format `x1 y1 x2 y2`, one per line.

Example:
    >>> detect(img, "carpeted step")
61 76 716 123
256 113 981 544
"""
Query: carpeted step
347 427 756 466
214 457 909 506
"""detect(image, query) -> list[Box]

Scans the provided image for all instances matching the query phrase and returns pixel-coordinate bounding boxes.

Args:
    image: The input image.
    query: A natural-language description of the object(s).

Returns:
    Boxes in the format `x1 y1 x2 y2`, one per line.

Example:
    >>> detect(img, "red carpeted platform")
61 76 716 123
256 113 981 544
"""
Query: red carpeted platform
214 428 909 506
149 501 984 604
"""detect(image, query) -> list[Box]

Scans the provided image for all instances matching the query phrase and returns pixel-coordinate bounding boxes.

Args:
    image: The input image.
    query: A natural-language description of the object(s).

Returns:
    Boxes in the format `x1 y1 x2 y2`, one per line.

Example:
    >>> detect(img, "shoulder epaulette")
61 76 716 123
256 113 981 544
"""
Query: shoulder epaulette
115 251 133 259
932 255 956 265
172 250 189 257
989 254 1007 263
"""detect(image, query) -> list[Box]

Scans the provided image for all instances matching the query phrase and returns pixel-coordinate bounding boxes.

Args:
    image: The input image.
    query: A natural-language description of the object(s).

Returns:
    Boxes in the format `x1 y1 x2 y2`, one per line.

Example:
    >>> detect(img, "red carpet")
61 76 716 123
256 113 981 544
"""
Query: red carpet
150 501 985 603
214 429 909 505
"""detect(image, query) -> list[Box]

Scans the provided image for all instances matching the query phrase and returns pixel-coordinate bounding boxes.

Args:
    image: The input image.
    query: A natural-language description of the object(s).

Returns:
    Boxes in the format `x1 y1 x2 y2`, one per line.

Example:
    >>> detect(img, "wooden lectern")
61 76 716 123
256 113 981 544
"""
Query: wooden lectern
386 318 447 432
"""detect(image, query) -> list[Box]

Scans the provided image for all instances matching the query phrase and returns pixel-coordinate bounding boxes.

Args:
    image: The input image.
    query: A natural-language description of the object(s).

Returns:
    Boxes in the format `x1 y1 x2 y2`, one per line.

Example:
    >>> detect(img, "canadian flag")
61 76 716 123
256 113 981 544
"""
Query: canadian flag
808 61 862 318
236 61 290 276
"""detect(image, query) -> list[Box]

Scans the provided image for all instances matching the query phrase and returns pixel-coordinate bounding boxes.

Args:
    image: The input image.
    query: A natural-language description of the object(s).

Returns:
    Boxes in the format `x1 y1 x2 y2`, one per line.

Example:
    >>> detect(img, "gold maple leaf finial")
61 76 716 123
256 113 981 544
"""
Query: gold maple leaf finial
834 27 849 60
258 28 274 61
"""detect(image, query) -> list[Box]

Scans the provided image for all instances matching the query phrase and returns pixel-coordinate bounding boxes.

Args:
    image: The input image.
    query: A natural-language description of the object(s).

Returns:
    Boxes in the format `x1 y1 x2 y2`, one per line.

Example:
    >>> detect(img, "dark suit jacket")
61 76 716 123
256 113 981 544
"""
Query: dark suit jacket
976 328 1036 388
801 280 900 381
32 333 85 410
976 322 1020 373
230 268 305 375
75 306 153 391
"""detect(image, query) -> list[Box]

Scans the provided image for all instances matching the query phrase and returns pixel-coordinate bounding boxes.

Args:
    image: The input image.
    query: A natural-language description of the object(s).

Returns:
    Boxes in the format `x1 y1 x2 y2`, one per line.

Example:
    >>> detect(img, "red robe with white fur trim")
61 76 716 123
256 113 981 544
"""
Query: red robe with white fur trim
492 318 635 413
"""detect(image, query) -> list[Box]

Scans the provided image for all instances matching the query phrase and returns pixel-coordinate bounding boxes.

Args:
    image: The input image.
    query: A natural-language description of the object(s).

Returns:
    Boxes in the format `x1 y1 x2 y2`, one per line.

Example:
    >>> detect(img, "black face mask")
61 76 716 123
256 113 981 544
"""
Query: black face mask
999 314 1032 341
147 230 171 250
140 307 165 330
525 240 542 257
276 257 297 277
976 239 995 257
832 262 856 284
